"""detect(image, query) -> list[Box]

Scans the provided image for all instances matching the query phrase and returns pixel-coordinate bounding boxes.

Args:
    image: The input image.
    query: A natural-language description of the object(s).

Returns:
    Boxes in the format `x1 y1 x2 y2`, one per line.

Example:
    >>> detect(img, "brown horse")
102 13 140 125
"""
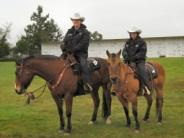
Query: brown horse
15 55 111 134
106 50 165 132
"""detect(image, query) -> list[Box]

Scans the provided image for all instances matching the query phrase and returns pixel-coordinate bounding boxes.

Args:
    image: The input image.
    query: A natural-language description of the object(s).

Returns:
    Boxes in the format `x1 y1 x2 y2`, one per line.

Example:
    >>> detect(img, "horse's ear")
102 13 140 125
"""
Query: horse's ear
106 50 111 57
15 57 23 66
117 50 122 57
15 59 20 65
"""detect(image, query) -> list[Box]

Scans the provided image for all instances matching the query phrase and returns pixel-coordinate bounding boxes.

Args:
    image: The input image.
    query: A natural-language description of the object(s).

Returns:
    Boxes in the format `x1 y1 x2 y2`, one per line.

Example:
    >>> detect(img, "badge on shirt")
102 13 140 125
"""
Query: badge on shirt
79 32 83 36
135 44 139 48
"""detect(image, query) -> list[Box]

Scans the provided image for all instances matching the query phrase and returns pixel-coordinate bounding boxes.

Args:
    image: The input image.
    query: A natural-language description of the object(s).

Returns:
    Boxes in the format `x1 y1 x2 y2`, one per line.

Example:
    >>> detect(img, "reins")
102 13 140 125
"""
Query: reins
51 63 70 89
51 55 77 89
17 55 77 104
116 64 134 97
25 83 47 104
17 64 47 104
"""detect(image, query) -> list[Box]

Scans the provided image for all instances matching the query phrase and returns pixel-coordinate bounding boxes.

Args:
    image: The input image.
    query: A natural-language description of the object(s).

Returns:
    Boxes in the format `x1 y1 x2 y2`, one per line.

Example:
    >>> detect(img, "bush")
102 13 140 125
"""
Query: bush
0 41 10 58
0 57 15 62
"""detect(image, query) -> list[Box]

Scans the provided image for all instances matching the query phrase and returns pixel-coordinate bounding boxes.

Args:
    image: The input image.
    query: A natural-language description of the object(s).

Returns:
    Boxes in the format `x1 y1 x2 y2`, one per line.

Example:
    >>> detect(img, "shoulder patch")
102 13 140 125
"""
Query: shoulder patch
125 44 129 47
68 33 73 36
79 32 83 35
135 44 139 47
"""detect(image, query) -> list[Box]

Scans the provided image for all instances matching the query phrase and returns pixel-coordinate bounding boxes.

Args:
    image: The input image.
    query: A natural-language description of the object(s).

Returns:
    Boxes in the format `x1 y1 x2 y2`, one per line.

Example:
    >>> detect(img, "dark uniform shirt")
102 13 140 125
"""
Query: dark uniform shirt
122 36 147 63
61 24 90 58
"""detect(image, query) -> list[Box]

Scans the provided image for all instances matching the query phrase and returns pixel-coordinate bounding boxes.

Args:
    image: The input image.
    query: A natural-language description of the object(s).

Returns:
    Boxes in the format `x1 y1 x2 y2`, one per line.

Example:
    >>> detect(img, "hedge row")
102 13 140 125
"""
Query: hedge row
0 58 16 62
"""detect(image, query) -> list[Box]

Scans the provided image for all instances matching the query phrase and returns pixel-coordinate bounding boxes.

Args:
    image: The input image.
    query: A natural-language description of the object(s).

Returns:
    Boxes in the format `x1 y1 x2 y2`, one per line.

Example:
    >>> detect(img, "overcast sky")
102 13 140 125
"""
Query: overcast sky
0 0 184 45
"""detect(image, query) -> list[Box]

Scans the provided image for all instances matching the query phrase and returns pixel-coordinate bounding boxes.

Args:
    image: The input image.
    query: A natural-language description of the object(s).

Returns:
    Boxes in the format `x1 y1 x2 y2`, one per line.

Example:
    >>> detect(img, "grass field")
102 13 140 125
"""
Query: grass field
0 58 184 138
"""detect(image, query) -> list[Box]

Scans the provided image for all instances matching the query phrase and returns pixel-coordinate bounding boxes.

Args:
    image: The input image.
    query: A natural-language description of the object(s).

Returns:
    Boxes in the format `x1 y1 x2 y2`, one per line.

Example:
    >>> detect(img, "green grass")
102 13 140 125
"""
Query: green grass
0 57 184 138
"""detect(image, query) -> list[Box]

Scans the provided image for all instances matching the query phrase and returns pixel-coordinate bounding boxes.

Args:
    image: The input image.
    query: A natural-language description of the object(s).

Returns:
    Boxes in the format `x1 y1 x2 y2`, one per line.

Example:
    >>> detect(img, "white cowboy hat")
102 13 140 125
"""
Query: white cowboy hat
127 26 142 34
70 13 85 22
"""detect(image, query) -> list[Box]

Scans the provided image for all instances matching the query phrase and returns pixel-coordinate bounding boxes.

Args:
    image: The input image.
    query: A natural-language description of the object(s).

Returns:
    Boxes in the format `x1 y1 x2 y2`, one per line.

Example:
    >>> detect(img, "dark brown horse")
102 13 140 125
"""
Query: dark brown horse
15 55 111 134
106 50 165 133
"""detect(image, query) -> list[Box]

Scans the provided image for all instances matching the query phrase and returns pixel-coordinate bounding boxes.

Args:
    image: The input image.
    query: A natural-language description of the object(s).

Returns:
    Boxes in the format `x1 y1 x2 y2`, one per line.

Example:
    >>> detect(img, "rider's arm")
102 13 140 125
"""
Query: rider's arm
122 43 129 62
61 30 71 52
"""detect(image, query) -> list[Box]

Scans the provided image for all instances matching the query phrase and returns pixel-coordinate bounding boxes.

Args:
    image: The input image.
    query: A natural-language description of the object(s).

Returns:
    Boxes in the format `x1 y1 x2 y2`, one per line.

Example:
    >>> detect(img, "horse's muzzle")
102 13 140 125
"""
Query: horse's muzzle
15 86 25 95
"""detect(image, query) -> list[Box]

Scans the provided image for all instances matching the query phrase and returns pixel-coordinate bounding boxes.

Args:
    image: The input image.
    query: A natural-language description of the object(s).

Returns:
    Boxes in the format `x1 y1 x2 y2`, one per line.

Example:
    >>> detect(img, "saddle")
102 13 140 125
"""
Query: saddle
129 62 158 96
145 62 158 80
70 57 101 74
130 62 158 81
87 58 101 71
61 54 101 96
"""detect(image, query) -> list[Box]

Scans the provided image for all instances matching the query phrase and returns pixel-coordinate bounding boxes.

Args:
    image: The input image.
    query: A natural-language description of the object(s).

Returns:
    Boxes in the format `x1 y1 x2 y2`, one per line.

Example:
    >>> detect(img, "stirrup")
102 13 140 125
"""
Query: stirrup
84 83 93 92
144 86 151 95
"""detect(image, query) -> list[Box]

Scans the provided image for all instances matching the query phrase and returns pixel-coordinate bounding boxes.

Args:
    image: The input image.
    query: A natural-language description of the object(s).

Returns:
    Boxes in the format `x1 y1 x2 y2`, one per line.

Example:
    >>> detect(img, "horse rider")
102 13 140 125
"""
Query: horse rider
122 26 153 93
60 13 93 91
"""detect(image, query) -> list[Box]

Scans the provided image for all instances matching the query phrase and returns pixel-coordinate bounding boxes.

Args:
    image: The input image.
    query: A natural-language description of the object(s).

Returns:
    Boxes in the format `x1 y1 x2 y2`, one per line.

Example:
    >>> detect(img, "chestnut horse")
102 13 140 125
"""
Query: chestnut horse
15 55 111 134
106 50 165 132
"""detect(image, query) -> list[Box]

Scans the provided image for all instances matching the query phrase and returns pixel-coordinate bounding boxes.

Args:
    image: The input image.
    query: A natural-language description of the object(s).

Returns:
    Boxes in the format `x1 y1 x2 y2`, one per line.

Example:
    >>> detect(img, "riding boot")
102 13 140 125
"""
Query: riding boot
137 62 153 95
143 77 153 95
84 82 93 92
72 63 80 75
81 71 93 92
77 55 93 92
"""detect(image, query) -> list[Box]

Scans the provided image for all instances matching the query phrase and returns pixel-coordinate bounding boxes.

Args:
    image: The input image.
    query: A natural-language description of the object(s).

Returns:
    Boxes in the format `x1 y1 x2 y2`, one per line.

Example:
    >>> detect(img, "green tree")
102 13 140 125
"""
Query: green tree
90 31 103 41
16 5 62 55
0 25 11 58
15 36 31 55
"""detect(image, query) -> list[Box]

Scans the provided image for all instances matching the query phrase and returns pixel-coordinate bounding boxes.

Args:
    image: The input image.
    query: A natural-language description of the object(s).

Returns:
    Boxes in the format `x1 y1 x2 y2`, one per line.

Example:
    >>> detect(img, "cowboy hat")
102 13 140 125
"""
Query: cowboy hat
70 13 85 22
127 26 142 34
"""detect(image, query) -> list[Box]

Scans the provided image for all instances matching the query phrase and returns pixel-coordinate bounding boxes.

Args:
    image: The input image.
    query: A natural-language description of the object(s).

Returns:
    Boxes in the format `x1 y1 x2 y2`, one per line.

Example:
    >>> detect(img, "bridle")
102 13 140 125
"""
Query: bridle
113 64 134 98
16 55 77 104
16 63 48 104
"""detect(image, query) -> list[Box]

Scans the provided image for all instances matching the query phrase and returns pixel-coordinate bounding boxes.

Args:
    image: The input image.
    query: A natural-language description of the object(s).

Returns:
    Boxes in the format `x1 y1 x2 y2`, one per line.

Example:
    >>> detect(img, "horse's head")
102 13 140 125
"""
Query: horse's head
15 58 34 95
106 50 122 84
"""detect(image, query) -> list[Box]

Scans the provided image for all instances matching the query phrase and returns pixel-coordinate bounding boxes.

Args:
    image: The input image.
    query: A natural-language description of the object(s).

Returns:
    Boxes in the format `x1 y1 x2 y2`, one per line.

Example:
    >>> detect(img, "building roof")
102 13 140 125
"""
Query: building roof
43 35 184 45
95 35 184 42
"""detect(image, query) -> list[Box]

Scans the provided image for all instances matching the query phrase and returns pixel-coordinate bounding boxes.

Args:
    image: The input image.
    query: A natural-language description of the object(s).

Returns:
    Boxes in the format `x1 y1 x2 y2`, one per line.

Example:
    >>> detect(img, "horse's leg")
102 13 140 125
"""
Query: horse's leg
102 84 112 124
53 97 65 132
89 86 100 124
143 94 153 121
130 95 140 132
118 97 131 127
155 87 164 124
123 99 131 127
64 94 73 134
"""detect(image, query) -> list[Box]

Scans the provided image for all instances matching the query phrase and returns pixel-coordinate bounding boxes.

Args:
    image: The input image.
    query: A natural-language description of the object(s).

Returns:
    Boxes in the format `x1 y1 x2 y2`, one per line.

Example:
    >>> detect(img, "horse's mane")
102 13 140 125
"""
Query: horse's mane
16 55 61 65
28 55 59 60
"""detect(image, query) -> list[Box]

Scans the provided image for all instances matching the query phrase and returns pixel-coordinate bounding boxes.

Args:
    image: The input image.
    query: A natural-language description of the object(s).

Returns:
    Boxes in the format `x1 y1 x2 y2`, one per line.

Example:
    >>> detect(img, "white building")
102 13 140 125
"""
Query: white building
42 36 184 58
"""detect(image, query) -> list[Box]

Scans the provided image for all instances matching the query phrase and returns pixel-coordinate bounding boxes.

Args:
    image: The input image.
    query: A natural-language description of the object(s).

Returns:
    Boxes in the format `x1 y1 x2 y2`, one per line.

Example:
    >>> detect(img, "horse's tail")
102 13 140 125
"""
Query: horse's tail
151 61 165 120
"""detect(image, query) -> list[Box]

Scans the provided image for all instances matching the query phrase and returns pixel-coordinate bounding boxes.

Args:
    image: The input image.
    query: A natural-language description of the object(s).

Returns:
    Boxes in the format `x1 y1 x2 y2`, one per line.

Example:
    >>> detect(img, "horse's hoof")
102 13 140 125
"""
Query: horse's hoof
126 124 131 128
58 129 64 133
134 129 140 134
63 132 71 136
88 121 95 125
157 122 162 125
106 116 112 125
143 118 150 122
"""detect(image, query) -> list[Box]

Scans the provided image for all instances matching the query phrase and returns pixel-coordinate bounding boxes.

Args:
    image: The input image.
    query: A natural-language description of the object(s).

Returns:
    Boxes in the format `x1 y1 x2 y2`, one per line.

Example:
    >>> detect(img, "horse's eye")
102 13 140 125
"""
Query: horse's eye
26 72 30 75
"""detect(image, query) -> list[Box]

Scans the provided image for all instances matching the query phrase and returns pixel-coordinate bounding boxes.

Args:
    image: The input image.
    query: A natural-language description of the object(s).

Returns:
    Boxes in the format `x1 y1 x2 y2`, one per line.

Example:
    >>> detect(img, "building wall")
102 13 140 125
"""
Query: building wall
42 37 184 58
